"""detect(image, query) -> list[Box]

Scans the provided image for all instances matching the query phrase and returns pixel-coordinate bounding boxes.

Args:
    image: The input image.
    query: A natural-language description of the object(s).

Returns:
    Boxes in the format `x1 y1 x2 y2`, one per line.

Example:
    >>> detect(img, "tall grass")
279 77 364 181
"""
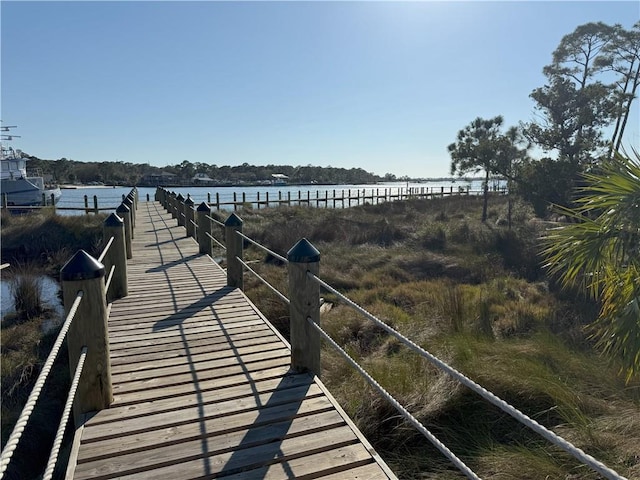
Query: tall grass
240 195 640 479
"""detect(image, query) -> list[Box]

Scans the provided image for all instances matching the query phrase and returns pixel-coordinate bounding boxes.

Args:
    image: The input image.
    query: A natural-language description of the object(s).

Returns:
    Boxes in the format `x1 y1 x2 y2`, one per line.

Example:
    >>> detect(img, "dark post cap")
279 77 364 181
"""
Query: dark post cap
116 203 130 213
176 193 185 201
287 238 320 263
184 196 194 206
197 202 210 212
61 250 105 281
104 212 124 227
225 213 243 227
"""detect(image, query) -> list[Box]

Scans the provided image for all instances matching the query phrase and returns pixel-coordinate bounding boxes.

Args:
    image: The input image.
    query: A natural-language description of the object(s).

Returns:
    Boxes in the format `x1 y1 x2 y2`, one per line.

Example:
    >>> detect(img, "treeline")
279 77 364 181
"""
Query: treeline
22 156 393 186
449 21 639 218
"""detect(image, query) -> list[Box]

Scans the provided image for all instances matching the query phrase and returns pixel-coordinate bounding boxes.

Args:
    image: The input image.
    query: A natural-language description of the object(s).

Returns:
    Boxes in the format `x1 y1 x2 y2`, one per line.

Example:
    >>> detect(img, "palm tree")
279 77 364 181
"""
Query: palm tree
542 149 640 382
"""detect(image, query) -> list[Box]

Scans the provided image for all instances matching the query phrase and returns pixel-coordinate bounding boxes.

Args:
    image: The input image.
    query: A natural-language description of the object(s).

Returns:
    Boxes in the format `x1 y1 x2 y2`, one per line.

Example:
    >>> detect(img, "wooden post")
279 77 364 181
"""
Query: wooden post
216 192 220 211
103 213 128 301
208 192 211 203
93 195 99 214
123 197 135 237
42 192 46 207
176 193 185 227
115 203 132 259
51 193 56 213
184 196 195 238
233 192 237 211
125 194 136 228
169 192 177 218
197 202 212 255
225 213 243 290
84 195 89 214
287 238 321 377
61 250 112 426
2 192 7 212
257 192 261 209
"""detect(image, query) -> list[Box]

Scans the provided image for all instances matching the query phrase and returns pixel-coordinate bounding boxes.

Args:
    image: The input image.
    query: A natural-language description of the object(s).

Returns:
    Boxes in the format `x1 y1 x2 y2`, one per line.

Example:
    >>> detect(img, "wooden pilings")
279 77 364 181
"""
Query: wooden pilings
102 213 128 301
225 213 243 290
197 202 212 256
184 196 195 238
287 238 321 377
61 250 112 426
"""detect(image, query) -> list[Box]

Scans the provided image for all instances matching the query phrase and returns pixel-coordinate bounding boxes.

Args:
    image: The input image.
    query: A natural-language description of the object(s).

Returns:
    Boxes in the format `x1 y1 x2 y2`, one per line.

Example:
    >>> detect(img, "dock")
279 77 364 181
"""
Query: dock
67 201 395 479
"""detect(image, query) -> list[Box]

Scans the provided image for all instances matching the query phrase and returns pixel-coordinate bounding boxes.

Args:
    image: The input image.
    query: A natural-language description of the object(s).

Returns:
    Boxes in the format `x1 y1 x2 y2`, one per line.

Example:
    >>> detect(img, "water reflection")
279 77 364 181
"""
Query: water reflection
0 276 64 332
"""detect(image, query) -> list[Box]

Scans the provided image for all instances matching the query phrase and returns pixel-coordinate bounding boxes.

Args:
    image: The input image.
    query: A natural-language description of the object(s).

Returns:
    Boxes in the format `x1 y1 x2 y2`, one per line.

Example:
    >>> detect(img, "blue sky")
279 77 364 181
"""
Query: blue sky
2 1 638 178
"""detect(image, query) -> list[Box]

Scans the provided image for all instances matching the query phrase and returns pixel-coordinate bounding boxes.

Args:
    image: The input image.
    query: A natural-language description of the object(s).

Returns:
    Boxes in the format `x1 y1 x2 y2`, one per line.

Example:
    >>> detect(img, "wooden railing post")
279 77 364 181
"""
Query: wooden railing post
103 213 128 301
124 195 135 231
115 203 133 259
176 194 185 227
61 250 112 426
225 213 243 290
197 202 212 255
287 238 321 377
170 192 178 219
184 196 195 238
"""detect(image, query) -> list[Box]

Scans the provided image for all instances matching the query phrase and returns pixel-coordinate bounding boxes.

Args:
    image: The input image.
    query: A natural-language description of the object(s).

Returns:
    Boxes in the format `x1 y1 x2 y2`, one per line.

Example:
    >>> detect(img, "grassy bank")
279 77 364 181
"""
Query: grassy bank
1 210 107 480
232 195 640 479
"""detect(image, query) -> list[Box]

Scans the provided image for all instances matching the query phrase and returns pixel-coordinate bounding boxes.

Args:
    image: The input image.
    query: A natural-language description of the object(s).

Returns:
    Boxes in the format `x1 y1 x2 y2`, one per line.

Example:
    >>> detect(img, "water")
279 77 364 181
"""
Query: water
56 179 506 215
1 275 65 332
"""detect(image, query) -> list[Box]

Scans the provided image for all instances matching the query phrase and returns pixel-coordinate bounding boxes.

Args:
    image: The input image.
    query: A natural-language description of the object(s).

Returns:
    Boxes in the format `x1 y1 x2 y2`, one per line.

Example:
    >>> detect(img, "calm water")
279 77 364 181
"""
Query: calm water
56 179 505 215
0 276 64 332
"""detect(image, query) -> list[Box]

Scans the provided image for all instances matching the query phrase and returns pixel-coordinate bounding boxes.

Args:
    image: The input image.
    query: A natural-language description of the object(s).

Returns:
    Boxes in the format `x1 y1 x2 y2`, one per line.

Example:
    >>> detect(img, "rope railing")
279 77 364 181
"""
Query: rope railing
0 290 84 478
308 318 479 480
154 187 625 479
97 236 114 263
104 265 116 294
42 346 88 480
206 214 225 228
306 271 627 480
236 256 290 305
236 231 288 264
205 232 226 250
0 263 9 270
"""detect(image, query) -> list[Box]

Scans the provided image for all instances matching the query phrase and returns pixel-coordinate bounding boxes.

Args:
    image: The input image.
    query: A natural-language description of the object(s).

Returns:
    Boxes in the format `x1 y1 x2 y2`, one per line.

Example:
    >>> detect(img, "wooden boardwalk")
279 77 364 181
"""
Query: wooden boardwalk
68 201 395 479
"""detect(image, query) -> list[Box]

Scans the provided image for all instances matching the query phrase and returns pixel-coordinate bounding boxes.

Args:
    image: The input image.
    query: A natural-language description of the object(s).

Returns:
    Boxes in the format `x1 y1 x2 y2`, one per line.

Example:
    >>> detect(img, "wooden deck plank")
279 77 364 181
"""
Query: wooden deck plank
69 201 395 480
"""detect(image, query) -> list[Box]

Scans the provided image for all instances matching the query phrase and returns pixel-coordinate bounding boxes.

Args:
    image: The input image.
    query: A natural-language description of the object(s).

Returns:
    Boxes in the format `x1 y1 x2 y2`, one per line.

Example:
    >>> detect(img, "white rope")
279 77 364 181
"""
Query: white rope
104 265 116 294
0 263 10 270
97 236 114 263
205 232 226 250
42 347 88 480
308 318 480 480
0 291 84 478
236 257 290 305
307 272 627 480
206 214 225 228
236 231 288 264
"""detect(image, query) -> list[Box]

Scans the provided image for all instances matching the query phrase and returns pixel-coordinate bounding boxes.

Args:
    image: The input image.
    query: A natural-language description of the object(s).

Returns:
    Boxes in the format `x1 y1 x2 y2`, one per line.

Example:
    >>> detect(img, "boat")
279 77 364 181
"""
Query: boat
1 127 62 208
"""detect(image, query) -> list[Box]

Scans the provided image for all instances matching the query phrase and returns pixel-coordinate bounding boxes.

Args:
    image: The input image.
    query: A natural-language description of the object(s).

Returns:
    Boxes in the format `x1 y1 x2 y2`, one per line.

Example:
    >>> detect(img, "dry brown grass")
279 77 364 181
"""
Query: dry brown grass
240 195 640 479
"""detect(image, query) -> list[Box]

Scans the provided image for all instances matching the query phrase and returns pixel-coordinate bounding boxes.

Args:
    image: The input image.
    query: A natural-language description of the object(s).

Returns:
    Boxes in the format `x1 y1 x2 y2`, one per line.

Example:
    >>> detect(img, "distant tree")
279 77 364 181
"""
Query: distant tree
493 126 531 227
448 116 505 222
542 150 640 382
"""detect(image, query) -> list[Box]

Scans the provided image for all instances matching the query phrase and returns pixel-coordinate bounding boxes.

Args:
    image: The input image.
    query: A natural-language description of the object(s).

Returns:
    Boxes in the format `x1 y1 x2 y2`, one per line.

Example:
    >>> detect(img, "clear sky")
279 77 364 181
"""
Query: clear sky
1 1 638 178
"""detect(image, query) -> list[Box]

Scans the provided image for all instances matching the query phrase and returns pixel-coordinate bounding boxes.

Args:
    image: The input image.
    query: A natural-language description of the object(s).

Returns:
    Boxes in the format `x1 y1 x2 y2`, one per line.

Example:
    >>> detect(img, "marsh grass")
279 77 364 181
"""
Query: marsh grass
0 211 102 479
239 195 640 479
